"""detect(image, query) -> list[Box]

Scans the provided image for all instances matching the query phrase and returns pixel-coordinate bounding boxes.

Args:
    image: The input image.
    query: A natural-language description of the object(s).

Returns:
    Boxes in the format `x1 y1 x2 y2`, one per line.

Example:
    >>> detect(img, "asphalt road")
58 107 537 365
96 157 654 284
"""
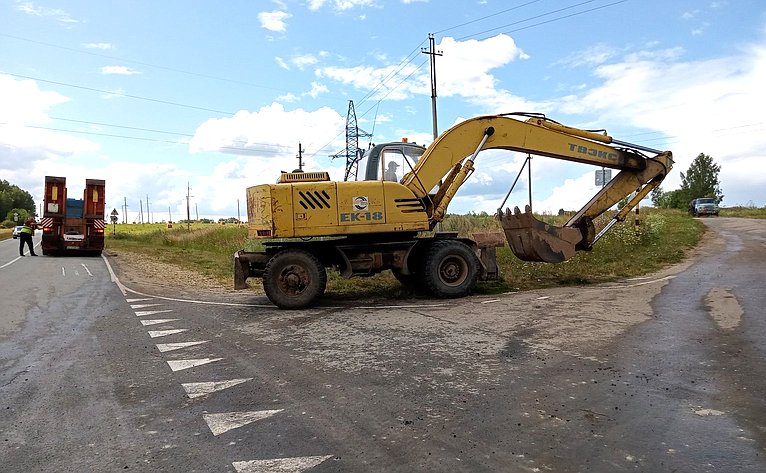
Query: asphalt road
1 218 764 472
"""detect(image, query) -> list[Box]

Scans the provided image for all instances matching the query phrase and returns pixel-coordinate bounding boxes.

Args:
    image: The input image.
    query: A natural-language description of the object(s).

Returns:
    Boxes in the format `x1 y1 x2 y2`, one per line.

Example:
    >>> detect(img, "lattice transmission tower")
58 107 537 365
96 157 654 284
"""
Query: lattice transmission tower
331 100 372 181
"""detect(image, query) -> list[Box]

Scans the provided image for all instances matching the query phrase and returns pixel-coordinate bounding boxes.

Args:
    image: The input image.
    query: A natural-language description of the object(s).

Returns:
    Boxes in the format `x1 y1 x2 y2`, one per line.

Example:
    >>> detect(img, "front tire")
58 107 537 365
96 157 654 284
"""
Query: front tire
421 240 480 298
263 249 327 309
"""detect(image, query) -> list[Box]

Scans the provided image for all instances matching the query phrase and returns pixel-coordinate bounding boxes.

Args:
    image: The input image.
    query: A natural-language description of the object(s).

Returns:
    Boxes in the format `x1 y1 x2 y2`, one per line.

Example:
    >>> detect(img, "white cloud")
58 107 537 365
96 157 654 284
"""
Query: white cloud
275 56 289 70
0 74 99 200
100 66 141 75
305 81 328 98
552 41 766 207
292 54 319 70
15 1 78 25
189 103 345 159
315 34 529 103
307 0 377 11
258 10 291 32
83 43 114 50
555 43 619 68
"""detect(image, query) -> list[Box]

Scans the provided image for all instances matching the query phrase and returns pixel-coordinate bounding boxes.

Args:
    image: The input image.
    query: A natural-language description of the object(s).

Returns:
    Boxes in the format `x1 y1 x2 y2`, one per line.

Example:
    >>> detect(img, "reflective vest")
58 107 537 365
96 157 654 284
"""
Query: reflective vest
20 223 33 235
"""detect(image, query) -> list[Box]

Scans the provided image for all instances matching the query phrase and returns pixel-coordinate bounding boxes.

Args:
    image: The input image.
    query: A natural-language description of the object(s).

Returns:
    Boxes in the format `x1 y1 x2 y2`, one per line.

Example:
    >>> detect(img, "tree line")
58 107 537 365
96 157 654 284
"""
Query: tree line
1 180 36 228
651 153 723 209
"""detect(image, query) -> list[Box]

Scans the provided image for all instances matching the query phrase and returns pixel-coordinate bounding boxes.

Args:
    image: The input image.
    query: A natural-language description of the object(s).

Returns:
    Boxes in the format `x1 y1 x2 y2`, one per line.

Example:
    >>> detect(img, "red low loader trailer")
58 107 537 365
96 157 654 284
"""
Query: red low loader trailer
41 176 106 255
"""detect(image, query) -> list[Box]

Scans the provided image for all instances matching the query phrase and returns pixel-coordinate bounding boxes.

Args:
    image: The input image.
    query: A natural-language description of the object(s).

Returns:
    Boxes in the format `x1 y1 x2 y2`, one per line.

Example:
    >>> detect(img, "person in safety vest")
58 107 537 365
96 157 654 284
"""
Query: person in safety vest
19 217 37 257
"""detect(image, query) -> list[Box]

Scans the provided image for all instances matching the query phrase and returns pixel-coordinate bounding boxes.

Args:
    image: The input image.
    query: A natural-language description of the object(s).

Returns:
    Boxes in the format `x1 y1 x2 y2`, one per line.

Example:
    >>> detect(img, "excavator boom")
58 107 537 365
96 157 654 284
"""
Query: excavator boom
401 113 673 263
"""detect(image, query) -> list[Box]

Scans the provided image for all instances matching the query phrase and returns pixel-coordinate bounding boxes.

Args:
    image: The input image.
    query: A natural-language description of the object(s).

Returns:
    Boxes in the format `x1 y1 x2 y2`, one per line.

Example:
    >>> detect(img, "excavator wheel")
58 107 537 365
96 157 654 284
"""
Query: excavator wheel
263 248 327 309
421 240 480 298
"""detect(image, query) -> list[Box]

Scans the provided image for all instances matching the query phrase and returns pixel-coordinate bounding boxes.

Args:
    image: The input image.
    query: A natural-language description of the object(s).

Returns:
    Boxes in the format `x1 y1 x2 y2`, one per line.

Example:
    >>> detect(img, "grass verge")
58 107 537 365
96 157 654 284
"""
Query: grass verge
105 209 704 297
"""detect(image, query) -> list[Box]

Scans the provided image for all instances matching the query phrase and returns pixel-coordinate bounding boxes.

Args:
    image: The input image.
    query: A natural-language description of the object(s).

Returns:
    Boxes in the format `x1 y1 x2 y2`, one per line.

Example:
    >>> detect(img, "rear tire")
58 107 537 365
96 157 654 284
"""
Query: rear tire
421 240 480 298
263 249 327 309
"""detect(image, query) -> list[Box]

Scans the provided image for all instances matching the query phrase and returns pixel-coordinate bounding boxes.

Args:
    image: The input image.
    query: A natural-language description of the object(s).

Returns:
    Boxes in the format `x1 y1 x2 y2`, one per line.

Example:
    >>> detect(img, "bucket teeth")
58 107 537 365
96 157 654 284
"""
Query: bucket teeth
496 206 583 263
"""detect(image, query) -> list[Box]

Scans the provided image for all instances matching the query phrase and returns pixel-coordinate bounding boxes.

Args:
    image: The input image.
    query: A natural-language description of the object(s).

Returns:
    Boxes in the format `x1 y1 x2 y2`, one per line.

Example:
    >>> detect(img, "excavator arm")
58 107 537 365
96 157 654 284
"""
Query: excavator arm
401 113 673 263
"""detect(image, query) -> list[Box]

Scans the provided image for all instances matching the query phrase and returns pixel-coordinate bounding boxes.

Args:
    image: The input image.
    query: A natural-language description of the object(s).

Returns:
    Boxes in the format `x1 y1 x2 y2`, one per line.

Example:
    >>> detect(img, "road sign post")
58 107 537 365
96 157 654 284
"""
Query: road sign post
110 208 119 235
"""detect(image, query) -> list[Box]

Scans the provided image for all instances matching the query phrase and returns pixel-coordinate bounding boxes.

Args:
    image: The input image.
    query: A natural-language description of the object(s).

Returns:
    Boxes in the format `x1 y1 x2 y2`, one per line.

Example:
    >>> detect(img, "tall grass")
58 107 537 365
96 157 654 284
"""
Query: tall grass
720 206 766 219
105 209 704 295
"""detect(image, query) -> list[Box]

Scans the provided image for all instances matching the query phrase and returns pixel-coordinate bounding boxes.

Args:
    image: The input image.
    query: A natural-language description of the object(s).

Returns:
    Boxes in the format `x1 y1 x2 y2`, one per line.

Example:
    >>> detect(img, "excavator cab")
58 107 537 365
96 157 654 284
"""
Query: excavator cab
362 142 426 182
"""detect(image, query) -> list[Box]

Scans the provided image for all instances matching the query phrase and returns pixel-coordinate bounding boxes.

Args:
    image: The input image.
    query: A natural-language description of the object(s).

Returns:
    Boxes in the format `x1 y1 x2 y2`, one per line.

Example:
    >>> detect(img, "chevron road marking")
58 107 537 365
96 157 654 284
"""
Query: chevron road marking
156 341 209 353
203 410 284 436
167 357 223 372
148 329 188 338
232 455 333 473
181 378 252 399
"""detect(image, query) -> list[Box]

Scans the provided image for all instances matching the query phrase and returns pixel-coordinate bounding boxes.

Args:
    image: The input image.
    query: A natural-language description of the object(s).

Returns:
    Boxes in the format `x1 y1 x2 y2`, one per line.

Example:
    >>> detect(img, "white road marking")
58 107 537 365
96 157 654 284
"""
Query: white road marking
203 410 284 436
131 303 163 309
166 358 223 372
600 275 676 289
0 255 23 270
102 252 448 310
232 455 333 473
481 299 501 304
135 309 174 317
140 319 179 326
694 408 724 416
148 329 188 338
181 378 252 399
61 267 66 277
156 341 209 353
126 298 154 303
80 263 93 276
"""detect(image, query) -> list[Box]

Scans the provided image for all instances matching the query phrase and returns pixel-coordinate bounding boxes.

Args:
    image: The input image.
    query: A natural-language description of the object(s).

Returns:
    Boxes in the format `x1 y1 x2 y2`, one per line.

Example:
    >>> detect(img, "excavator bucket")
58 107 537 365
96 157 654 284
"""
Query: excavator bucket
497 205 583 263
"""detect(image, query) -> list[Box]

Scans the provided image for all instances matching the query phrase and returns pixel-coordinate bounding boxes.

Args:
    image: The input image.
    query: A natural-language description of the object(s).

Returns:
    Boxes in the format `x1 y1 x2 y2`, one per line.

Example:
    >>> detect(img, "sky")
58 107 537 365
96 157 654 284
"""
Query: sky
1 0 765 223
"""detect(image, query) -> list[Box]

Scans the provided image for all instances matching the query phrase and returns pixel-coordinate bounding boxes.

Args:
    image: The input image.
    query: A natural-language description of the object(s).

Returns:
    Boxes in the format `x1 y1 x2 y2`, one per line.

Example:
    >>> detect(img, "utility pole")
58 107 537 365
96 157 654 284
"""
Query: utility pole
139 200 144 224
146 195 151 224
421 33 443 140
186 182 192 231
195 203 199 221
122 197 128 224
422 33 443 230
296 142 305 171
168 205 172 223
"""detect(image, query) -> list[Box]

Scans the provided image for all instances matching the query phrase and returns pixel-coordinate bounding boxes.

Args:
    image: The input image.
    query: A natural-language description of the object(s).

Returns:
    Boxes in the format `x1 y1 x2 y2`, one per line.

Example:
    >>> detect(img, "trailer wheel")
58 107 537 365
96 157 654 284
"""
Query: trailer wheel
263 249 327 309
421 240 479 298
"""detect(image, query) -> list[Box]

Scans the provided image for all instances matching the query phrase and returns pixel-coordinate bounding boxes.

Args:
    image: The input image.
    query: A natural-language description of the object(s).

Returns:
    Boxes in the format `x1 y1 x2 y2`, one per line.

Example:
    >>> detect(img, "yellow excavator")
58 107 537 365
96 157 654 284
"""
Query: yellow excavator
234 113 673 309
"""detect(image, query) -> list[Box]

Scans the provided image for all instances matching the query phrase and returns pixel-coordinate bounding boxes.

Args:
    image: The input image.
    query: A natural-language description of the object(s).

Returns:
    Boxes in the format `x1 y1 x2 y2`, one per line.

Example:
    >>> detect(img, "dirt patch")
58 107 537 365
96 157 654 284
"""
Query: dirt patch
105 249 233 295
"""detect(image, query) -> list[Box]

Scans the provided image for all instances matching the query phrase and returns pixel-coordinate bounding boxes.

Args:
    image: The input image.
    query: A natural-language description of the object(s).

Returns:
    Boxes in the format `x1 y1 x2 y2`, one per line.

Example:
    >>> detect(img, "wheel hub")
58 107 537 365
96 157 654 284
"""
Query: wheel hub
280 264 308 294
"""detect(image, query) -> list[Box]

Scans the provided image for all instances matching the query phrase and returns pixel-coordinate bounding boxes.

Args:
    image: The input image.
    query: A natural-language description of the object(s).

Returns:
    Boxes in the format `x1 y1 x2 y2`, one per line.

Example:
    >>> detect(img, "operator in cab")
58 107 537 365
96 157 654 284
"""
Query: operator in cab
384 161 400 182
19 217 38 257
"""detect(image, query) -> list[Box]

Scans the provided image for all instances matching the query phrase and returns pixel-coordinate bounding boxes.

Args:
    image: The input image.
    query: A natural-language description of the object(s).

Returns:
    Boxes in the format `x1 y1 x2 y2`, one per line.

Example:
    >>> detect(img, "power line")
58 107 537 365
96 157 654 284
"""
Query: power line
0 33 296 94
434 0 544 35
2 71 234 115
456 0 627 41
0 122 298 155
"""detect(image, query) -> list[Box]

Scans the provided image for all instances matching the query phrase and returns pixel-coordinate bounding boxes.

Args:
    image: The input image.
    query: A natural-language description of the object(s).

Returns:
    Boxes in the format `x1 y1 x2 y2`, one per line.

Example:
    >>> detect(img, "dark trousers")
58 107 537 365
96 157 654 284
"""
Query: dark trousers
19 233 36 256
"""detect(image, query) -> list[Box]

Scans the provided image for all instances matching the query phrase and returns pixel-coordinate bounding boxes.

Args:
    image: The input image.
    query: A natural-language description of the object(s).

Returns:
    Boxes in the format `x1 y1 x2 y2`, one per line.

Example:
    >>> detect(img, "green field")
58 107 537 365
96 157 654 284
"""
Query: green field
104 209 708 299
